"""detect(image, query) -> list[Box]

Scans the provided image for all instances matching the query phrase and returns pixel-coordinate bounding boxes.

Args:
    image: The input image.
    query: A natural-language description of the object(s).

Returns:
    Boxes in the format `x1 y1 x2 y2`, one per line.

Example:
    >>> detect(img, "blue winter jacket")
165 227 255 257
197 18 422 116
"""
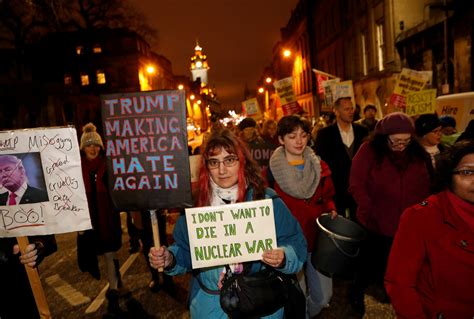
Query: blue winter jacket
166 187 307 318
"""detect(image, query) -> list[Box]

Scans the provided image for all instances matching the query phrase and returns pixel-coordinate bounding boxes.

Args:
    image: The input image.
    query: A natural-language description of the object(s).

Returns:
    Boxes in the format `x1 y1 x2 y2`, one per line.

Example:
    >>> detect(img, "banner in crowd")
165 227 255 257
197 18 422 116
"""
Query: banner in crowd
185 199 277 268
242 98 263 120
436 92 474 131
321 78 340 108
333 80 356 106
248 140 276 169
405 89 437 116
273 77 303 115
101 90 192 210
0 127 91 237
390 68 432 109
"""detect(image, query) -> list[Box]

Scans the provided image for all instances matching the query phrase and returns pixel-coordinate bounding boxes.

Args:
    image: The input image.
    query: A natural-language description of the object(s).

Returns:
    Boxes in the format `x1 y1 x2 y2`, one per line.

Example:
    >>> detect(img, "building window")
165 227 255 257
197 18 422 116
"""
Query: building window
80 73 89 86
64 74 72 86
376 23 385 71
96 70 106 84
76 46 84 55
93 45 102 53
361 33 368 76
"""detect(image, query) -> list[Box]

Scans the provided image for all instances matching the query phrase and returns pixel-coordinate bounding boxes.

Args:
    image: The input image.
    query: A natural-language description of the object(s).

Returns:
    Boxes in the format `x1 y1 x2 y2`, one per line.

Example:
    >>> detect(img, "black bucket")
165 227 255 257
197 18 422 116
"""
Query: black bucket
311 214 366 276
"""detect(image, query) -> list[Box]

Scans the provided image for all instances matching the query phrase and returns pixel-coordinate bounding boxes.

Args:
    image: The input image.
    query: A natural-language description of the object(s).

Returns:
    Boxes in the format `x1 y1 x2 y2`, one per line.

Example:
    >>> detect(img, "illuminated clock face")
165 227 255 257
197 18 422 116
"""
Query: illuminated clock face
196 61 203 68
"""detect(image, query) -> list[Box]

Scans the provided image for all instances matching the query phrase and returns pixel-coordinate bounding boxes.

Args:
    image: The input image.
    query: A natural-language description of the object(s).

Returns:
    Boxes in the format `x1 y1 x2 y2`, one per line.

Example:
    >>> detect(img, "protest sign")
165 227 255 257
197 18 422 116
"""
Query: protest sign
101 90 192 210
248 140 276 168
334 80 355 105
406 89 437 116
0 127 91 237
186 199 277 269
273 77 303 115
390 68 432 109
321 78 340 108
436 92 474 131
242 98 262 120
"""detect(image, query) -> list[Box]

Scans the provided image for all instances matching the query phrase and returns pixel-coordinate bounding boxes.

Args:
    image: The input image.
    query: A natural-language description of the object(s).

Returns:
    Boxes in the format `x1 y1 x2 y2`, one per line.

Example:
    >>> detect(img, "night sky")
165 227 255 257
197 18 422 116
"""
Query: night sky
135 0 298 110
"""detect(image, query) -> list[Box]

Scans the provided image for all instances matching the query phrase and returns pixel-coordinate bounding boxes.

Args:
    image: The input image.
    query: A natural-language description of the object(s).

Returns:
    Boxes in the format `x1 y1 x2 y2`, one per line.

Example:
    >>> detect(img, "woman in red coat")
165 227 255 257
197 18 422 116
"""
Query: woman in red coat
385 140 474 318
348 112 432 315
79 123 123 314
269 115 337 317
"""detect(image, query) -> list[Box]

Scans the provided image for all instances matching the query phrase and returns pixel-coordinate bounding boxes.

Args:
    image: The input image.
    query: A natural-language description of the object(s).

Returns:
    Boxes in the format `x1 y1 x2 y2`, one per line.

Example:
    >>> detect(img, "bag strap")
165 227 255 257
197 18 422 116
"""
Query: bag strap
192 270 220 295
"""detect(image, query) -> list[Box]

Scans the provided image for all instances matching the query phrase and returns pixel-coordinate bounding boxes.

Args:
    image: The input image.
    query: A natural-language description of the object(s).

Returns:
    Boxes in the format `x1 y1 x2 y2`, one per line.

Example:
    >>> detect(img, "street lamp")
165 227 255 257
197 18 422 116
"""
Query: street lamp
146 65 155 74
258 87 265 94
283 49 292 58
178 84 184 90
265 77 272 84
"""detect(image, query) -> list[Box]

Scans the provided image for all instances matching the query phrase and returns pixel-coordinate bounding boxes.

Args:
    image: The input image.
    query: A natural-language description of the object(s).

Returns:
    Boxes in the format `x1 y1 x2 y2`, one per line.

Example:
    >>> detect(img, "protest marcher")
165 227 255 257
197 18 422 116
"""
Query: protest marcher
79 123 123 314
260 119 279 149
269 115 337 317
385 140 474 318
348 112 431 315
355 104 378 133
456 119 474 142
0 155 49 205
314 97 368 221
149 128 307 319
414 113 445 169
439 115 461 146
0 235 57 319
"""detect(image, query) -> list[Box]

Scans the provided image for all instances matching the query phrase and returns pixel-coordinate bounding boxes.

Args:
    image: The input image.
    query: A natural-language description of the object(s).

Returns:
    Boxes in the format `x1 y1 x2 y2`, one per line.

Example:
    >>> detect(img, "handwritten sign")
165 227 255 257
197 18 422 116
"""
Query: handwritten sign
334 80 355 106
406 89 437 116
0 127 91 237
186 199 277 269
242 98 262 120
321 78 340 108
101 90 193 210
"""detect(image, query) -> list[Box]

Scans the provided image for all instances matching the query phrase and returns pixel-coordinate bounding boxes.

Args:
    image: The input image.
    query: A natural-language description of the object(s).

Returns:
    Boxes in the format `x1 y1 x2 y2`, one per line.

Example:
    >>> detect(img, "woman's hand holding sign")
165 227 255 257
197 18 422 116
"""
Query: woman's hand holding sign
262 248 286 268
149 246 175 270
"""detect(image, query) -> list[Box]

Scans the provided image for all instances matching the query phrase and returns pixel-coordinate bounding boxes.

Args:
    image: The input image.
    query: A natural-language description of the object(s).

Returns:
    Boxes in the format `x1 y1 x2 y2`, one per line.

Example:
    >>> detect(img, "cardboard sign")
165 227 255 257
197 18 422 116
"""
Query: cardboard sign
406 89 437 116
101 90 192 210
273 77 303 115
333 80 355 105
436 92 474 131
0 127 91 237
321 78 340 107
185 199 277 269
390 68 432 109
242 98 262 120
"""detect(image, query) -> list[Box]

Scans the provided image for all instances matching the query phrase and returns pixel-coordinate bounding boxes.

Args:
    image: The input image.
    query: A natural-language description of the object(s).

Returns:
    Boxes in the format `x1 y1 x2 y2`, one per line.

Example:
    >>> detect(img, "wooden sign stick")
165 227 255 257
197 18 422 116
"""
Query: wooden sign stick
17 236 52 319
149 209 164 272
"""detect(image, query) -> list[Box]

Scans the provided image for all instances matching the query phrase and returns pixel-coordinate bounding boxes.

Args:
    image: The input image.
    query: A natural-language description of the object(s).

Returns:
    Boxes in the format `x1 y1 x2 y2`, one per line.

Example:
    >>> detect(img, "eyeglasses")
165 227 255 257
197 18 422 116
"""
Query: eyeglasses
387 137 411 146
207 156 239 169
452 169 474 177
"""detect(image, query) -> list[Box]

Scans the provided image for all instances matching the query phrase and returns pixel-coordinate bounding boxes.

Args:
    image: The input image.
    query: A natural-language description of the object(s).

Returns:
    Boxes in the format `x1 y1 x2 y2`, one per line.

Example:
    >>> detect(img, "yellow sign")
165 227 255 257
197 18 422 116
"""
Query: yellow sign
242 98 262 120
406 89 437 116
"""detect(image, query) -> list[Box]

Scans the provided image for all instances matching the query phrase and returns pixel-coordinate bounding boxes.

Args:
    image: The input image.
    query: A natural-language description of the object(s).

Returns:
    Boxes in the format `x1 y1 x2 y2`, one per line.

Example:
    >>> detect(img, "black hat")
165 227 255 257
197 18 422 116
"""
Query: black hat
238 117 257 131
415 114 442 137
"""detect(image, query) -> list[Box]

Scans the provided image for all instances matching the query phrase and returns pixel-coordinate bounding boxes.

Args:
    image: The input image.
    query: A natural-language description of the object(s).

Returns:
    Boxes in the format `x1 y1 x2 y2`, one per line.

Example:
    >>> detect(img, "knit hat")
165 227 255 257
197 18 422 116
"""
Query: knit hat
374 112 414 135
238 117 257 131
415 113 442 137
80 123 104 150
439 115 456 128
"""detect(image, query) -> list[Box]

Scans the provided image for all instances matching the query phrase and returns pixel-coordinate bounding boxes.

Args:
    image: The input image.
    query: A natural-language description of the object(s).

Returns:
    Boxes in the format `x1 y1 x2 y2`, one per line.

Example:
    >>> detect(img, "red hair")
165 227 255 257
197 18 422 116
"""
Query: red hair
197 129 264 206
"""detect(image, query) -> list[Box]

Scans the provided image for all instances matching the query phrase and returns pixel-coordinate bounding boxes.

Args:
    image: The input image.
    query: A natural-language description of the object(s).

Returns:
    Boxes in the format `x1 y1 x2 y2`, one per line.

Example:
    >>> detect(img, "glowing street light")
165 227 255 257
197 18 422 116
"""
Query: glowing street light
258 87 265 94
178 84 184 90
190 94 195 100
283 49 292 58
265 77 272 84
146 65 155 74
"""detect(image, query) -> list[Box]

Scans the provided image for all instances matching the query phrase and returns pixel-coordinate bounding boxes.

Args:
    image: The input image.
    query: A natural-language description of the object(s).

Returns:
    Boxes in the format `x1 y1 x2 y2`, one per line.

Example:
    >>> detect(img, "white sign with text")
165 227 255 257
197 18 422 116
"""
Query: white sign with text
185 199 276 269
0 127 91 237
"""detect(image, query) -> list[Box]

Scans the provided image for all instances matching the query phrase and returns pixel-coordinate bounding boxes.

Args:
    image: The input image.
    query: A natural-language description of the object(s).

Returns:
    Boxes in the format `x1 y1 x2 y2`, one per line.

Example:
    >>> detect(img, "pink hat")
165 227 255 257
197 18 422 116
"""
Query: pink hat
374 112 414 135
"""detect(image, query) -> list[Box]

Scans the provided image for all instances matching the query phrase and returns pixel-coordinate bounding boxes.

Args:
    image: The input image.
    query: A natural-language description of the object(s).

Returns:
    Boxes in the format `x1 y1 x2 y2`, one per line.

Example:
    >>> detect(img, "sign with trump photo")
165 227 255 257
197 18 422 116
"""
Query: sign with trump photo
0 127 91 237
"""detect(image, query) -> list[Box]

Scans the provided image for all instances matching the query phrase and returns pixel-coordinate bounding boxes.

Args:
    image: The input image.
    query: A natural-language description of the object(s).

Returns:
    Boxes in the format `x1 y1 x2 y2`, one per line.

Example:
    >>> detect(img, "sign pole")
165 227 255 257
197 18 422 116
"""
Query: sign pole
149 210 164 272
17 236 52 319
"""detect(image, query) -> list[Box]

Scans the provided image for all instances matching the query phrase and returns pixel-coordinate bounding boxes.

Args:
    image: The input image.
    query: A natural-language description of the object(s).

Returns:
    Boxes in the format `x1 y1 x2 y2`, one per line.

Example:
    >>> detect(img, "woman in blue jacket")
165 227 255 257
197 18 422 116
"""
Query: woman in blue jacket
149 128 307 318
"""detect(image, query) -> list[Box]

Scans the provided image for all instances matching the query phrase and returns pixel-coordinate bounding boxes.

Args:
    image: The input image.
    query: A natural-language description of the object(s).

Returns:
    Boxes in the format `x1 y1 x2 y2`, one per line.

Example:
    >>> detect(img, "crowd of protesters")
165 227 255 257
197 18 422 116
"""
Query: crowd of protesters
4 98 473 319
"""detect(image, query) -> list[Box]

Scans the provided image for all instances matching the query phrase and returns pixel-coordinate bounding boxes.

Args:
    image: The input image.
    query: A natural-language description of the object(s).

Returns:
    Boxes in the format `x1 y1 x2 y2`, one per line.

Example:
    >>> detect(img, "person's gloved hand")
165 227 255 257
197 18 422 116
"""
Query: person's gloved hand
13 241 46 268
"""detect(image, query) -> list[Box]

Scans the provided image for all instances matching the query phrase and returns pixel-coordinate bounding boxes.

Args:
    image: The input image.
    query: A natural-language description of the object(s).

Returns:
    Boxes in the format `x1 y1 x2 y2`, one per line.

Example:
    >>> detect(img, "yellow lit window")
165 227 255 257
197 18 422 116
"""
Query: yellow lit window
80 74 89 86
76 46 84 55
93 45 102 53
96 70 106 84
64 74 72 85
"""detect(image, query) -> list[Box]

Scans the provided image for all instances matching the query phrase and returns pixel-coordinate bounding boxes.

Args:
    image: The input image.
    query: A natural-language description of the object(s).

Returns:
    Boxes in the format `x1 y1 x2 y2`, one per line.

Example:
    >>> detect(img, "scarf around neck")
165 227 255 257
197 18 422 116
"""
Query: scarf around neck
269 146 321 199
210 178 239 206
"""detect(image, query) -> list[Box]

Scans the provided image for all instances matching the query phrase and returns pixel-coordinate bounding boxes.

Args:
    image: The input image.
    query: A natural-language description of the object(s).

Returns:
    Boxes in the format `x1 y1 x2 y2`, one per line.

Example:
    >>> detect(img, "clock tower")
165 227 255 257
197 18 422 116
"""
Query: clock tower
190 41 209 85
